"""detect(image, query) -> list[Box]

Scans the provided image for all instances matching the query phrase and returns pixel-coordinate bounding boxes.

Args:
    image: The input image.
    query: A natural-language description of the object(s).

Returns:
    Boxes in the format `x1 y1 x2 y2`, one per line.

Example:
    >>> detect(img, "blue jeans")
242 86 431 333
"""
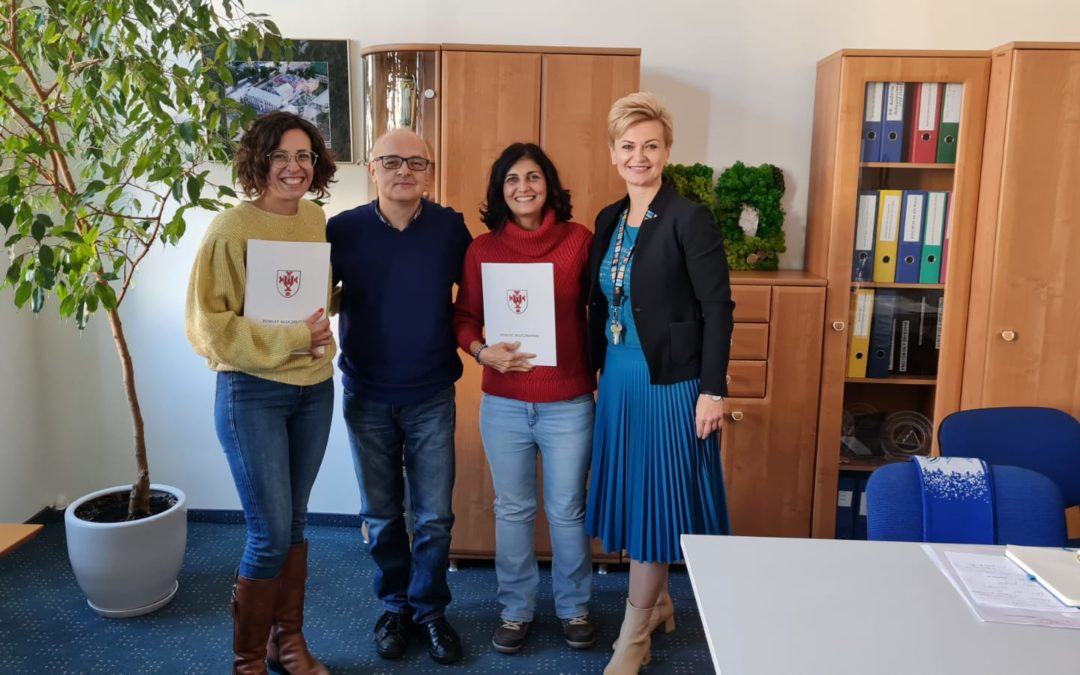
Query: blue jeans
214 372 334 580
343 385 456 624
479 393 594 622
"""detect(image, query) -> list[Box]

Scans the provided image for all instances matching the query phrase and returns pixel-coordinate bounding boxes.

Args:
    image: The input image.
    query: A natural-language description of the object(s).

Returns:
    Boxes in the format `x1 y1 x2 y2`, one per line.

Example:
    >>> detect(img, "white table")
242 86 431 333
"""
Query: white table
681 534 1080 675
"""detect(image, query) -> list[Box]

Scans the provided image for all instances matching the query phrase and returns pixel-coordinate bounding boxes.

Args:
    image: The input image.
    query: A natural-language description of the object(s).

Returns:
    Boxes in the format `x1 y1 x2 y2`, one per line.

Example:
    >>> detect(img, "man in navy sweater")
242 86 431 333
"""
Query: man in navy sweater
327 128 472 665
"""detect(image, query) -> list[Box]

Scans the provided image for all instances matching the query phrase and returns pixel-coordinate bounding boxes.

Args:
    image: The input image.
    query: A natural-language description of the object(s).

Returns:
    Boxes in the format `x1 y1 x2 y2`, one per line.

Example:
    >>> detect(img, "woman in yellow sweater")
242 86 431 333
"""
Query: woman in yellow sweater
185 111 337 674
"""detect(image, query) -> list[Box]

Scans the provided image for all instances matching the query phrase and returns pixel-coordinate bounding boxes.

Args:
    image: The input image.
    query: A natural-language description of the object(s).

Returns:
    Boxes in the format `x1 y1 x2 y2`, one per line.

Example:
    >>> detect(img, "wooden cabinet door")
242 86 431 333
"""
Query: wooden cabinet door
440 51 541 557
439 51 541 237
539 54 640 230
720 397 772 534
964 48 1080 415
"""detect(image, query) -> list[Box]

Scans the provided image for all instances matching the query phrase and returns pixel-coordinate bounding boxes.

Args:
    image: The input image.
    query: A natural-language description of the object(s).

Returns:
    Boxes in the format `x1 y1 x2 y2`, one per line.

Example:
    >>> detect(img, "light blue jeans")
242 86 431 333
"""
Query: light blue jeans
214 372 334 580
479 393 594 622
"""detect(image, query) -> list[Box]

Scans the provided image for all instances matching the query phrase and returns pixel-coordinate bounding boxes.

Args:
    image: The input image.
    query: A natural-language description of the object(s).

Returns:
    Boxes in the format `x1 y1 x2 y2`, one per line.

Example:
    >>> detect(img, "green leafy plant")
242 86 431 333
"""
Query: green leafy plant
713 161 787 271
0 0 286 518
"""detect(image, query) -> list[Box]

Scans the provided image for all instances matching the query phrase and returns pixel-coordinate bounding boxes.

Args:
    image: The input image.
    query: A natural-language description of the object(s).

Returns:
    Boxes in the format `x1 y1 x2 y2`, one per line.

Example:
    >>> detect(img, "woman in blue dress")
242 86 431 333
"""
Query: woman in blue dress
585 92 735 674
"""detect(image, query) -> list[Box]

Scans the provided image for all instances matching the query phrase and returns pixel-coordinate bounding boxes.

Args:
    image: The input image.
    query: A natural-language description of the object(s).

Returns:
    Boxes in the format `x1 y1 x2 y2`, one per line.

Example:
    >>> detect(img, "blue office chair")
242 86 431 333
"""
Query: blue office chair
937 406 1080 509
866 461 1067 545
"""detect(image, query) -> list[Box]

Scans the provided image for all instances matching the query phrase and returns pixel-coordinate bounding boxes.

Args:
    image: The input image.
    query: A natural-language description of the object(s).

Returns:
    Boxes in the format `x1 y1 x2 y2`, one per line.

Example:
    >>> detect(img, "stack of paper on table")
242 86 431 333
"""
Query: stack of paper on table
922 544 1080 629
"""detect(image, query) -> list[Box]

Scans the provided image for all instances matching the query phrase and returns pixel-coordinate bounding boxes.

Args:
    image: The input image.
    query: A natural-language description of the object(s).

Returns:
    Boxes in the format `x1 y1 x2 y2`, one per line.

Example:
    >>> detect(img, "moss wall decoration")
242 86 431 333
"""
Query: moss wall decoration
661 163 714 206
664 161 788 271
714 161 787 270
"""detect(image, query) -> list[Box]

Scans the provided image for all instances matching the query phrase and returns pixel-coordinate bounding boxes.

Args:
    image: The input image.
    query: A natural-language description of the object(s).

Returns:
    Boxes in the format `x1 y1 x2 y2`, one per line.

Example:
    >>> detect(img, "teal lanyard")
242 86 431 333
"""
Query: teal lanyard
609 211 635 307
609 211 636 343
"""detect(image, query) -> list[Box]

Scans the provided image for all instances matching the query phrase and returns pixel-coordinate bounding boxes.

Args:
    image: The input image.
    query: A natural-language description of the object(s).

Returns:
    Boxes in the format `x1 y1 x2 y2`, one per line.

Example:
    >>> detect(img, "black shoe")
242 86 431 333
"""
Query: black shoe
421 616 463 665
492 619 531 654
374 610 412 660
560 615 596 649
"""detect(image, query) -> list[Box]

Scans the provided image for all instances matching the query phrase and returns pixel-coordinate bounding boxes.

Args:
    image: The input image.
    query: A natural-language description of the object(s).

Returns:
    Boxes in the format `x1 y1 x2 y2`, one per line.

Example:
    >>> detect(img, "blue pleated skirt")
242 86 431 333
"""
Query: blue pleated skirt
585 346 730 563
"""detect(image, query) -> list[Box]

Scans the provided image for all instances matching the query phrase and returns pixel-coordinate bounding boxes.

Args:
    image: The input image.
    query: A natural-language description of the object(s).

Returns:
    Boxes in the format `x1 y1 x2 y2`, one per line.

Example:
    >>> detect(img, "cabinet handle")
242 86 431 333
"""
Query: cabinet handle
730 411 744 422
1000 330 1017 342
726 375 732 385
832 321 845 332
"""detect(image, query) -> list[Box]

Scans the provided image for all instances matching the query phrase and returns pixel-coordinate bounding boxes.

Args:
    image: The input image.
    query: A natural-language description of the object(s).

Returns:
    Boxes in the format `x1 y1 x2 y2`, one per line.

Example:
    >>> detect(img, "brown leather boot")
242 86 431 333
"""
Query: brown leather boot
265 541 328 675
604 600 653 675
233 575 280 675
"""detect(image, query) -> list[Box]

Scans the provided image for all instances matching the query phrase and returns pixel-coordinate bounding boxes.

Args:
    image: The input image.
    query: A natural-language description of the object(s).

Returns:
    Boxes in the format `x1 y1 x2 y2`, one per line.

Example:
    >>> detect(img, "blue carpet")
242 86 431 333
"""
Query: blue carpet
0 520 715 674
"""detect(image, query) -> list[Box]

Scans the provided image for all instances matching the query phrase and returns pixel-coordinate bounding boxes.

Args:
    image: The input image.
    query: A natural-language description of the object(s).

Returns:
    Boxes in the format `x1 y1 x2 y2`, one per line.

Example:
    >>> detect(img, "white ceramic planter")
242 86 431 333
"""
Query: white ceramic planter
64 484 187 618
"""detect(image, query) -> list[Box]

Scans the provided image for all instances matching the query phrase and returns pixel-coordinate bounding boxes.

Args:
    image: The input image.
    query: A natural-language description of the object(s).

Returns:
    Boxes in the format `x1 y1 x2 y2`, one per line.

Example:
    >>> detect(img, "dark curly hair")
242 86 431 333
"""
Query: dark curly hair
480 143 572 231
234 111 337 199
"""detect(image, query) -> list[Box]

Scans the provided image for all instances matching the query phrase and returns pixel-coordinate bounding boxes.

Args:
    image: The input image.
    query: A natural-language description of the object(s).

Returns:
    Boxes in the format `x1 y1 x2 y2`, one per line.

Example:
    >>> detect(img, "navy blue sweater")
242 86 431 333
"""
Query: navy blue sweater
327 200 473 405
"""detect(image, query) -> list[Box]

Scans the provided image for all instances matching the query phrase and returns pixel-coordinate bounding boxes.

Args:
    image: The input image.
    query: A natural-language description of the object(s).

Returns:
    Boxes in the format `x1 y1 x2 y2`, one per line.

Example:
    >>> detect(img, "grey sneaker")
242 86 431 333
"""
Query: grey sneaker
560 615 596 649
492 619 531 654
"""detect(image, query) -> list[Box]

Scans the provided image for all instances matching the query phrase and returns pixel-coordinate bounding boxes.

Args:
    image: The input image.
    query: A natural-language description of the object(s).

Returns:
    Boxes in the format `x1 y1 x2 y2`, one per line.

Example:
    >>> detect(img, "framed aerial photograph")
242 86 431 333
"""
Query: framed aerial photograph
220 39 353 162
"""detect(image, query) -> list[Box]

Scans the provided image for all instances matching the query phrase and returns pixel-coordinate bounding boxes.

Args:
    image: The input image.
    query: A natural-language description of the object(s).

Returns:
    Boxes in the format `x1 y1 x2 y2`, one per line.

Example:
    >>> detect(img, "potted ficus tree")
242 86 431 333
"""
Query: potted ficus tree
0 0 286 616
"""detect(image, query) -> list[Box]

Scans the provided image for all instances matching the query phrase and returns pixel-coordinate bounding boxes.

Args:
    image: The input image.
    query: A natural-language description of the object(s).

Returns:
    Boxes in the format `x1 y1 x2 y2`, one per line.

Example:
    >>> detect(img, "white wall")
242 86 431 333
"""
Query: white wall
2 0 1077 520
0 299 49 522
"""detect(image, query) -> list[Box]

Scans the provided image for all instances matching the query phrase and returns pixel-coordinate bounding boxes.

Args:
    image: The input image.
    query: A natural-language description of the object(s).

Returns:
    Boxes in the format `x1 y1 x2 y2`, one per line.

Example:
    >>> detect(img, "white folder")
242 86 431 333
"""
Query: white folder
1006 545 1080 607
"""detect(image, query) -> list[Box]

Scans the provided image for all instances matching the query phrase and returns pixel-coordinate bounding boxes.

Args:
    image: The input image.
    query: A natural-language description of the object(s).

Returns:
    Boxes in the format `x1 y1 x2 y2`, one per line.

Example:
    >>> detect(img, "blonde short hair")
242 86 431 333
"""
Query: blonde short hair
607 91 673 148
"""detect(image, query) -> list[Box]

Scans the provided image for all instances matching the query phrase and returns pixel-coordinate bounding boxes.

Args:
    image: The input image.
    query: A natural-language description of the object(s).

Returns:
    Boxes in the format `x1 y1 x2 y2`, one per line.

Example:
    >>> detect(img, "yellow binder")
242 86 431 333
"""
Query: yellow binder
873 190 903 282
846 288 875 378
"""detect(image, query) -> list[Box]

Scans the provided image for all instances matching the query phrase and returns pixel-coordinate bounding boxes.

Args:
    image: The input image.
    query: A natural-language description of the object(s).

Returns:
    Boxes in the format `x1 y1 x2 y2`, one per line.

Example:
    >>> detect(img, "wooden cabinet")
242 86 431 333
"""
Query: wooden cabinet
724 275 826 537
803 50 993 537
961 44 1080 416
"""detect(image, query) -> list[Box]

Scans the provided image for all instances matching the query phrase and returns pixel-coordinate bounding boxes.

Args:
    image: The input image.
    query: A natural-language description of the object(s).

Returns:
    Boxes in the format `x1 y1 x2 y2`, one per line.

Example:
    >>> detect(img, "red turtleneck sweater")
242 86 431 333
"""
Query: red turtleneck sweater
453 210 595 403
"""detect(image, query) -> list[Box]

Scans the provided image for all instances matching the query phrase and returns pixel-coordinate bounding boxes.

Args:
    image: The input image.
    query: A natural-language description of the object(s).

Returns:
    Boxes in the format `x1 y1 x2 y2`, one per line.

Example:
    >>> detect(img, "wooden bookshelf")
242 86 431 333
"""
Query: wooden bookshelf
804 50 992 538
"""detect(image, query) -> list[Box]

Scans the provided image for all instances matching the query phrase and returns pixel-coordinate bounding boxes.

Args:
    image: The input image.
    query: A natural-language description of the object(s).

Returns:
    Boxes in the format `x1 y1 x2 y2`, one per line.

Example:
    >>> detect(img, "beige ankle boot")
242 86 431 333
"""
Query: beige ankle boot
651 588 676 635
613 587 675 651
604 600 653 675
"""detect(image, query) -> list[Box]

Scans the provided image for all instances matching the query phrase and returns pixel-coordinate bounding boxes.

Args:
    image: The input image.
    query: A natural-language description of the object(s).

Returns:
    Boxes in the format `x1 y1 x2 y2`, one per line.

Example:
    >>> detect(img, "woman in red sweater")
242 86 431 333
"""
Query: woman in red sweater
453 143 596 656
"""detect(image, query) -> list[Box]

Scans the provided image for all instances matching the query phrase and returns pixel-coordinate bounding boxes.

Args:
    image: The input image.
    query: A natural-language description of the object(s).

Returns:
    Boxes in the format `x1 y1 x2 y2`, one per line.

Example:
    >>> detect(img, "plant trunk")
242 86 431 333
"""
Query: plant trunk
106 307 150 519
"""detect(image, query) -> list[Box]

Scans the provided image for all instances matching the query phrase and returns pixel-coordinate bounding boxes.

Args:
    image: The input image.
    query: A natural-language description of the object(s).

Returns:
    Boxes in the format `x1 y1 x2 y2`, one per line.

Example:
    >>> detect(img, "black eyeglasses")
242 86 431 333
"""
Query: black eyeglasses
373 155 432 171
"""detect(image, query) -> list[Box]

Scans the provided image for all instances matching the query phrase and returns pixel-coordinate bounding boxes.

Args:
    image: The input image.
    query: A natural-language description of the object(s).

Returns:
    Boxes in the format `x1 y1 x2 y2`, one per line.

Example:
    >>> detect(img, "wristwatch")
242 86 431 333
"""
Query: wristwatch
701 392 724 402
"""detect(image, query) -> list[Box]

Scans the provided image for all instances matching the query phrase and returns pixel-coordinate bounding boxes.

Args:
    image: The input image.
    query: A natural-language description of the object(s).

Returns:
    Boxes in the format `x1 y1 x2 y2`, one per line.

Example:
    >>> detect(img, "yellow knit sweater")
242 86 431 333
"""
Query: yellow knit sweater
184 200 336 386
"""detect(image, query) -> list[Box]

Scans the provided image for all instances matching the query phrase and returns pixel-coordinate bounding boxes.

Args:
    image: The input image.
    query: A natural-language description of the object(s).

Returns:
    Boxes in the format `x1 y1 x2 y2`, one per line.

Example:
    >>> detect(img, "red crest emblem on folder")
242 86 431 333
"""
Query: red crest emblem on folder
506 289 528 314
277 270 301 298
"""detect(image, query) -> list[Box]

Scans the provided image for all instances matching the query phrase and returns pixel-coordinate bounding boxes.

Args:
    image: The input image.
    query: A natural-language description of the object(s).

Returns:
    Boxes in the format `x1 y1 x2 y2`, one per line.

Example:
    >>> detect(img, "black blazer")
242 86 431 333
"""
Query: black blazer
587 180 735 396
